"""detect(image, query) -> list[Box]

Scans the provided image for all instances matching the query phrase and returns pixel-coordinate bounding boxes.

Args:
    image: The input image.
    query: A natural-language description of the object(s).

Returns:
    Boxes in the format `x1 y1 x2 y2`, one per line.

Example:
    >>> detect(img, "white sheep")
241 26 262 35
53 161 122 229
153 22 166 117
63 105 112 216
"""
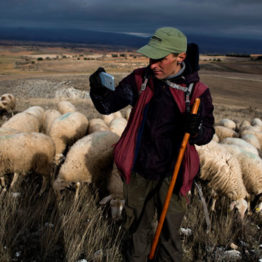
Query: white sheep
211 133 219 142
0 127 20 136
236 152 262 197
255 198 262 214
241 133 261 150
196 140 249 219
216 118 236 130
99 163 125 220
53 131 124 220
42 109 61 134
109 117 127 137
57 100 76 114
0 132 55 194
0 93 16 115
251 117 262 127
102 111 123 125
125 107 132 120
88 118 109 134
239 126 262 150
237 120 250 131
214 126 238 142
2 112 41 133
221 143 262 213
24 106 45 123
47 111 89 164
221 137 259 156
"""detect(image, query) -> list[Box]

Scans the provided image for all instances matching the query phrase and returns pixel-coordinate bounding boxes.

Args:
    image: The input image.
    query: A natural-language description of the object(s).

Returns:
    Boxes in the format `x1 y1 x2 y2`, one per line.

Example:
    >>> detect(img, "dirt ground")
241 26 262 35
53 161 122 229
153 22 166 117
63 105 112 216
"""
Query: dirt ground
0 43 261 124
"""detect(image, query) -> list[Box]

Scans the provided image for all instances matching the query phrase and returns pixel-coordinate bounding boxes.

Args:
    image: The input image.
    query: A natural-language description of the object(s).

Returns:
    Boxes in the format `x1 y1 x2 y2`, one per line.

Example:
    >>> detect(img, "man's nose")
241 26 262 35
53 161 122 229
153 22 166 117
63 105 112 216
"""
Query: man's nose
150 61 158 70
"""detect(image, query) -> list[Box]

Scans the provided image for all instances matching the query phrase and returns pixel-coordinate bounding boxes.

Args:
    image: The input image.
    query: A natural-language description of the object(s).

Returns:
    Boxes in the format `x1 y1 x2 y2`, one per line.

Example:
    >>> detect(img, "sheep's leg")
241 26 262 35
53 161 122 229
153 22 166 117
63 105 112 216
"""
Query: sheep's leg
0 176 6 191
10 172 19 190
210 189 218 212
246 195 252 216
39 176 48 196
211 198 217 212
74 182 81 201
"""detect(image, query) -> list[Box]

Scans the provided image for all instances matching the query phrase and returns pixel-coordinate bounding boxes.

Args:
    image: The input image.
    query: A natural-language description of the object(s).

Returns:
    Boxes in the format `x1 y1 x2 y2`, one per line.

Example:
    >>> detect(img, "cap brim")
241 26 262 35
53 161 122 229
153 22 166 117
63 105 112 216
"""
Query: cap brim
137 44 170 59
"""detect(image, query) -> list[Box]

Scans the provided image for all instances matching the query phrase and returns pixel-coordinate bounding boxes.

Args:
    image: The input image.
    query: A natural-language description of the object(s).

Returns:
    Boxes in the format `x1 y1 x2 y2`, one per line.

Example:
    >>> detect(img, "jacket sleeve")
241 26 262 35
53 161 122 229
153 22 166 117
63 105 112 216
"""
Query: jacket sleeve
90 71 139 115
189 88 215 145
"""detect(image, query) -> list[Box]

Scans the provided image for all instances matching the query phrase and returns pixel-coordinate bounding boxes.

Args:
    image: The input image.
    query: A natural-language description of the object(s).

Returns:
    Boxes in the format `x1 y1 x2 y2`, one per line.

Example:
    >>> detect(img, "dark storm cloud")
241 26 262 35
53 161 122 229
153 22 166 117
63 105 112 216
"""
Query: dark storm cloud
0 0 261 39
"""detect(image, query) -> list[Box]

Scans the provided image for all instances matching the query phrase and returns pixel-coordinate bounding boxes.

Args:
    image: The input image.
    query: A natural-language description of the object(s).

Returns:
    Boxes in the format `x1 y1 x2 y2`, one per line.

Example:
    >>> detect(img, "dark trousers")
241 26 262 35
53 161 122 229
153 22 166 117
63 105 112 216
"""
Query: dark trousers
123 172 187 262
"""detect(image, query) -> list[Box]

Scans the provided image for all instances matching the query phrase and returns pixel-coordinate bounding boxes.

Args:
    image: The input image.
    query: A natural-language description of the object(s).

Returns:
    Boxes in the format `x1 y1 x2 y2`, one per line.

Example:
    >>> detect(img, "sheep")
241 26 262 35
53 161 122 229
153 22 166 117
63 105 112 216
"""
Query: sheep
0 127 20 136
109 117 127 137
42 109 61 134
0 132 55 194
221 137 259 156
237 120 250 131
99 163 125 220
102 111 123 125
221 143 262 213
47 111 89 164
255 196 262 214
216 118 236 130
125 107 132 120
88 118 109 134
241 133 261 150
2 112 41 133
214 126 238 142
0 93 16 115
53 131 124 220
24 106 45 122
236 152 262 198
57 100 76 114
196 140 249 219
239 126 262 150
251 117 262 127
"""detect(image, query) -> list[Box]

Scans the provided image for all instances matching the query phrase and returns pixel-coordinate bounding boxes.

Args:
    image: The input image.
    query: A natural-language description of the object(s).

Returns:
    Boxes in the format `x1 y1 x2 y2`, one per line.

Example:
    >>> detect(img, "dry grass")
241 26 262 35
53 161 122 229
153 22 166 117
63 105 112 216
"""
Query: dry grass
0 175 124 262
0 176 261 262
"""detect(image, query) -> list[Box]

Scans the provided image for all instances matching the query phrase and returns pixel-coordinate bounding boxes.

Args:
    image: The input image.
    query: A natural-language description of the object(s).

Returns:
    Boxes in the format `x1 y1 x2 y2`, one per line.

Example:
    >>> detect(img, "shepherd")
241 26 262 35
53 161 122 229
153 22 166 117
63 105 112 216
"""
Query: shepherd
89 26 215 262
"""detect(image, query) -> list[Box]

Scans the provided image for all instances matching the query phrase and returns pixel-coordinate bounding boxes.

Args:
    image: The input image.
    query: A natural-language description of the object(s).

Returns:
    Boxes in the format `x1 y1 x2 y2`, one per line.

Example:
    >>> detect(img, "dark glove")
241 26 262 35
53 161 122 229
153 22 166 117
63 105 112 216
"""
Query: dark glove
89 67 106 92
184 113 201 136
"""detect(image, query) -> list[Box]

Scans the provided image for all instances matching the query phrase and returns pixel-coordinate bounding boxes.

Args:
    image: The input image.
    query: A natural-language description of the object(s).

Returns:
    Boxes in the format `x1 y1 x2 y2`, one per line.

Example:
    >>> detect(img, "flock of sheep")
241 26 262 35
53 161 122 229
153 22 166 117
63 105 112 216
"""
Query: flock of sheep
197 118 262 219
0 92 261 222
0 94 129 220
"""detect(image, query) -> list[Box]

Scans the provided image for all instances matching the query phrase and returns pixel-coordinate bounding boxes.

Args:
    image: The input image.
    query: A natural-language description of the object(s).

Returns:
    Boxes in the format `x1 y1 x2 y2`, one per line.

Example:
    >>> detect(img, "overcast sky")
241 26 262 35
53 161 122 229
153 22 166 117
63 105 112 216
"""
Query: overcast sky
0 0 262 40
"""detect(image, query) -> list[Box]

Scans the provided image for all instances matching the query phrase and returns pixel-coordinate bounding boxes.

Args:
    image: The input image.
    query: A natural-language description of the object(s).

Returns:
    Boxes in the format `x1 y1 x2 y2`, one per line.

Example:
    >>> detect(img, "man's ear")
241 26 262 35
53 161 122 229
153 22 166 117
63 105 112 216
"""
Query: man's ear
177 52 187 63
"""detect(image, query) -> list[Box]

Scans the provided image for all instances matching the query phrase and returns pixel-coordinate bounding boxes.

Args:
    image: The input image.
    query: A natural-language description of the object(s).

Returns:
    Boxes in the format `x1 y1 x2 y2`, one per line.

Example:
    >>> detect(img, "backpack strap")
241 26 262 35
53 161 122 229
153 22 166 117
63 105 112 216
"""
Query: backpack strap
185 83 194 113
139 69 195 113
139 68 150 95
165 80 195 113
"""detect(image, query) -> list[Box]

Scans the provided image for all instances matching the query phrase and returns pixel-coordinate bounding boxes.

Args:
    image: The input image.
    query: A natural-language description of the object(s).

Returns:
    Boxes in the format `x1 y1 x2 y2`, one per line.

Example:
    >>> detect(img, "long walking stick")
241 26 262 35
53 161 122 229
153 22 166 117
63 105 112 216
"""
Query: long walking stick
148 98 200 260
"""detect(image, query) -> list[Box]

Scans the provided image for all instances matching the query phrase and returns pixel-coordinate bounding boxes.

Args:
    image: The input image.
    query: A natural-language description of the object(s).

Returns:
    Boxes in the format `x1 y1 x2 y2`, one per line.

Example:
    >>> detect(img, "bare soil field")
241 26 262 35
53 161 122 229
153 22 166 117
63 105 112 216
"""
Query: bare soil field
0 43 261 124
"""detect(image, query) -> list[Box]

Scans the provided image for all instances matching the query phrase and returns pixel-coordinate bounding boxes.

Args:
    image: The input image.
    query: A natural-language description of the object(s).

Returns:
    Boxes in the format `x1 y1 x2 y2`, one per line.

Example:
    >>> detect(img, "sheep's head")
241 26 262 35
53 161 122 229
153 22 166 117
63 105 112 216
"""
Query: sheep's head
0 100 8 111
255 197 262 214
99 194 125 221
229 199 248 220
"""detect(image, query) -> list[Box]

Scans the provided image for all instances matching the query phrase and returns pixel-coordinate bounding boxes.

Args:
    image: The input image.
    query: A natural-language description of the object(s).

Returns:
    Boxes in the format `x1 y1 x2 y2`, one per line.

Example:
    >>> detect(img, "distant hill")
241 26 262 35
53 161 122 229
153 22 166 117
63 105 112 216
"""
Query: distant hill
0 26 262 55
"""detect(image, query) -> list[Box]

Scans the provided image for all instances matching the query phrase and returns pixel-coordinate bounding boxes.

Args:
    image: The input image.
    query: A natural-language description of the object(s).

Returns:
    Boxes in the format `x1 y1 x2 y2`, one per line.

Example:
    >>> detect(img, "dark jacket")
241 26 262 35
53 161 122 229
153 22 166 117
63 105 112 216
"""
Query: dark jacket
90 66 215 196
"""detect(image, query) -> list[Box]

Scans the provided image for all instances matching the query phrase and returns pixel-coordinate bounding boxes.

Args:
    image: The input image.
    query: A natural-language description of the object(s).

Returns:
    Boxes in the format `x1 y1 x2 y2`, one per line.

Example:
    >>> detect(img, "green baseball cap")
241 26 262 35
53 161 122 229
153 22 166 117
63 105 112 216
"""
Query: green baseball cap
137 27 187 59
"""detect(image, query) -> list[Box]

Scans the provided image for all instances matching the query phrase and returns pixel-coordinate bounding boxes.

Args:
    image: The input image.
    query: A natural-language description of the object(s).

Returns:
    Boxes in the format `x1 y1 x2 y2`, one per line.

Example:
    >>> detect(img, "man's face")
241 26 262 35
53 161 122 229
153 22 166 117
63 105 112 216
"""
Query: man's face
149 53 185 80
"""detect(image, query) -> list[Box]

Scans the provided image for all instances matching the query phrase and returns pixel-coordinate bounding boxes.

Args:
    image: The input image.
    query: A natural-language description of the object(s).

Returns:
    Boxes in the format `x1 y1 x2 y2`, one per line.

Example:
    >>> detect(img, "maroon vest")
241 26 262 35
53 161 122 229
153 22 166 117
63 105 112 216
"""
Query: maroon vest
113 68 208 196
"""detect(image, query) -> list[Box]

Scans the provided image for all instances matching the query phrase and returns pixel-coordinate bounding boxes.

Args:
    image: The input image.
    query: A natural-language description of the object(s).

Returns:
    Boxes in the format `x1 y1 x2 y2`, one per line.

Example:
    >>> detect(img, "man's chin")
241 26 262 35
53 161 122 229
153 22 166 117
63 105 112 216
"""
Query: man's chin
153 72 164 80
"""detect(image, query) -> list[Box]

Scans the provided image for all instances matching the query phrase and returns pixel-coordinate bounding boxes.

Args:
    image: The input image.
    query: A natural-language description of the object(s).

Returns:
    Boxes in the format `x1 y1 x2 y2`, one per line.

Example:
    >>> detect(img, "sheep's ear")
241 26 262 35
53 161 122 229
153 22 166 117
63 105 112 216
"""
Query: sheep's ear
99 194 113 205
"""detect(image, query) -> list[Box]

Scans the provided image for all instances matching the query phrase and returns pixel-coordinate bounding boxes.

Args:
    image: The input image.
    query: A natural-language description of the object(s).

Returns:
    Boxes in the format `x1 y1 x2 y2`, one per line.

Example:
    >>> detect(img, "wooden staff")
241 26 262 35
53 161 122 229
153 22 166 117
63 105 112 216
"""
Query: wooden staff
148 98 200 260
